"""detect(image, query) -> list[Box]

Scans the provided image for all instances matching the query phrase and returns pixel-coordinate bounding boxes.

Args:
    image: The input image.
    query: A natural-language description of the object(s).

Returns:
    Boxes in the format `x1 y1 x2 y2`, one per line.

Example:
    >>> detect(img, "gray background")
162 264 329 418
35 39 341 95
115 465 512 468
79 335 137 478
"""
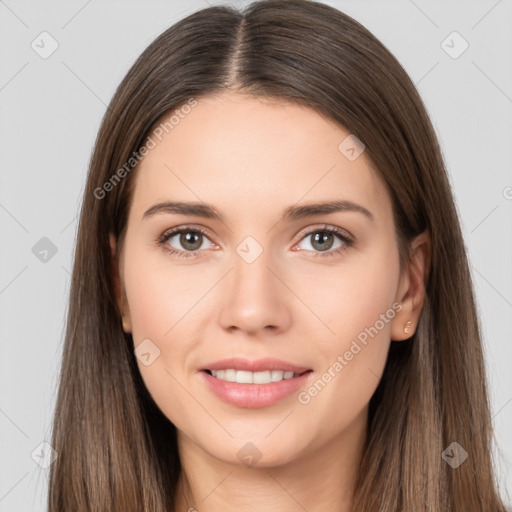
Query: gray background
1 0 511 510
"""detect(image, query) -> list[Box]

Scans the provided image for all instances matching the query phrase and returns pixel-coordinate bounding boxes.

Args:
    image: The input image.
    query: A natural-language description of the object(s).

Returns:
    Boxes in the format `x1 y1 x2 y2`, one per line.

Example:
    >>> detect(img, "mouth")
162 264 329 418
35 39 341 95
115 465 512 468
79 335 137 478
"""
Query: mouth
202 368 312 384
198 357 314 407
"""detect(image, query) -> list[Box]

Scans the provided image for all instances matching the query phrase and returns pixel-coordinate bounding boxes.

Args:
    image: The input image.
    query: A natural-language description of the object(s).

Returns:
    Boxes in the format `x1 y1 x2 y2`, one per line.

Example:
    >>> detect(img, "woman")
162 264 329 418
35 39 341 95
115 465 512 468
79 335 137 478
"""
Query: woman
48 0 508 510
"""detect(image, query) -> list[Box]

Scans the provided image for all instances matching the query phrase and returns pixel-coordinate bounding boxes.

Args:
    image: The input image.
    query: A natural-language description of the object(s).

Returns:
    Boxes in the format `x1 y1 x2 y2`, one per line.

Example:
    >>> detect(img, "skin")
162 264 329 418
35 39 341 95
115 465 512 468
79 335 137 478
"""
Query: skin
110 91 430 512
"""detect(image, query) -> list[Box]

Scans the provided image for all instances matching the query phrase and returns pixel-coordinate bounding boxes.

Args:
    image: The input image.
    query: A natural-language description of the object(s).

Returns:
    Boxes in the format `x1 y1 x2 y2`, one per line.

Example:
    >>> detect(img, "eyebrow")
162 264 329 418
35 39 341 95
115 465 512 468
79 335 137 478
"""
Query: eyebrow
142 199 374 223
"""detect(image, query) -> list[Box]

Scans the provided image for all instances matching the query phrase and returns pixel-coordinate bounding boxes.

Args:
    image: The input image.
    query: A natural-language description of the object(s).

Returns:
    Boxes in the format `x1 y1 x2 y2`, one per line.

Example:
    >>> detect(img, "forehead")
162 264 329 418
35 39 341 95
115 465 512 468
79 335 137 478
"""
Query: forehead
129 92 391 226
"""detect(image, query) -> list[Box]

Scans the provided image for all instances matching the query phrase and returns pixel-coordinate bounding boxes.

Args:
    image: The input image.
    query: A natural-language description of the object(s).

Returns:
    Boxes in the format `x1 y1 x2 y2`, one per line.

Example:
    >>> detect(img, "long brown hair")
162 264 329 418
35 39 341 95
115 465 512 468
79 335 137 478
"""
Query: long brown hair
48 1 508 510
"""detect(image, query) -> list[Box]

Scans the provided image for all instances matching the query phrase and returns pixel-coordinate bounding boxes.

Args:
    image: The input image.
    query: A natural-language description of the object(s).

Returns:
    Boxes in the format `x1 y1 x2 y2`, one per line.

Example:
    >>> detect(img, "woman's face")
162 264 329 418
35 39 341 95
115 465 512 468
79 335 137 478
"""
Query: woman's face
112 91 418 468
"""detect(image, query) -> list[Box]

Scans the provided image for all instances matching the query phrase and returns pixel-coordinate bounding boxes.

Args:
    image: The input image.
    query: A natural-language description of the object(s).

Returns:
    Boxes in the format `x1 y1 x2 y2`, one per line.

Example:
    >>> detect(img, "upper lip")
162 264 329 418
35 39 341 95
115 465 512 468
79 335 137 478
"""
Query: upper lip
200 357 311 374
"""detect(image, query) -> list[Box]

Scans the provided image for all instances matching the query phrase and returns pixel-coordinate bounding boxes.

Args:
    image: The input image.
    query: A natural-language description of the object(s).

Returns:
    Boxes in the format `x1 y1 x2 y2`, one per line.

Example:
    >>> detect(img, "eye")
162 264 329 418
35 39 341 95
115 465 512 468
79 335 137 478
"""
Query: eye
157 226 216 259
293 225 354 257
156 224 354 259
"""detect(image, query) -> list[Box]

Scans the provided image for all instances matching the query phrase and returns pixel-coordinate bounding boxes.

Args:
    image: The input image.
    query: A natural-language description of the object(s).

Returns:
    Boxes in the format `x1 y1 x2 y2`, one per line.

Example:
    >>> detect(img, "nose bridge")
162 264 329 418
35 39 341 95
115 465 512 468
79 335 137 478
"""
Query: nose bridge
217 235 291 334
234 239 274 293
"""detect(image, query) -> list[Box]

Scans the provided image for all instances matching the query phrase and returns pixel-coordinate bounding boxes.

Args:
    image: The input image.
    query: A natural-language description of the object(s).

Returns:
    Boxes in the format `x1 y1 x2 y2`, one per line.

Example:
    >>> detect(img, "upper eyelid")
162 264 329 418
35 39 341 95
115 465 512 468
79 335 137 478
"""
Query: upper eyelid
297 224 353 241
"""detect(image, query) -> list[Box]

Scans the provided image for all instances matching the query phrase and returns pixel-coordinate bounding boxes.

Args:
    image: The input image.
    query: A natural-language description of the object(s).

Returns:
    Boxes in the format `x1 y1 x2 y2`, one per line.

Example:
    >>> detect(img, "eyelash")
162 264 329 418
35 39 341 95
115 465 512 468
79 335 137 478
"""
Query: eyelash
156 224 354 259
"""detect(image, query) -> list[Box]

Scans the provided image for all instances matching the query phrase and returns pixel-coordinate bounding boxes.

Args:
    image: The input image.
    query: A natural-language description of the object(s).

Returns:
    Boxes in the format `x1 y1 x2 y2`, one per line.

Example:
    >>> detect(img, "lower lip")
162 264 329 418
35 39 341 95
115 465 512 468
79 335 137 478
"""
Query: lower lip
199 370 313 409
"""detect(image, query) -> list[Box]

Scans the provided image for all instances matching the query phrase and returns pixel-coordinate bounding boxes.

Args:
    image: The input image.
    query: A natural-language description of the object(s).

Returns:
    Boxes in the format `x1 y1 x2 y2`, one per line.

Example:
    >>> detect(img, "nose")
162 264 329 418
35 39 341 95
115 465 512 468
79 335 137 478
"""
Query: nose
217 247 292 337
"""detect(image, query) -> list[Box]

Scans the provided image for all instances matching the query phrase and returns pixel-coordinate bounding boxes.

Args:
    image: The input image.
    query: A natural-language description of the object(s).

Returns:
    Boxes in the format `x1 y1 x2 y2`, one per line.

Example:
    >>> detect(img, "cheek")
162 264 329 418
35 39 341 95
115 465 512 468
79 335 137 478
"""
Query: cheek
122 256 201 426
122 248 215 409
294 237 400 343
123 245 212 342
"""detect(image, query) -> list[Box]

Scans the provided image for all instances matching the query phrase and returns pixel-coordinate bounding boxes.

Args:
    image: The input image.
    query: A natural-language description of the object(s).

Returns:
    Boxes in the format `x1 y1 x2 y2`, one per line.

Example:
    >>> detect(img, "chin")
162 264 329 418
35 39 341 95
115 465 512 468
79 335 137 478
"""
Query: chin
195 431 306 469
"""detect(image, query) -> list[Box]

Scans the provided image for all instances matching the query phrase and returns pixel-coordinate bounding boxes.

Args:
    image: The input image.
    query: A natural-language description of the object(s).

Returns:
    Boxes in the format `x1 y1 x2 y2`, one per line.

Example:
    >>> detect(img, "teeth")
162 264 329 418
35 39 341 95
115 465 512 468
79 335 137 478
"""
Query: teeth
210 369 299 383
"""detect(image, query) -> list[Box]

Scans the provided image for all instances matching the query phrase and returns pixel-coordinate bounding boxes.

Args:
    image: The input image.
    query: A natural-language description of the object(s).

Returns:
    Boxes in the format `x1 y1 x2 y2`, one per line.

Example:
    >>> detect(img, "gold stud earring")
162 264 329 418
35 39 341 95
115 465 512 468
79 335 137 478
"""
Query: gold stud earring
122 317 129 332
403 320 412 334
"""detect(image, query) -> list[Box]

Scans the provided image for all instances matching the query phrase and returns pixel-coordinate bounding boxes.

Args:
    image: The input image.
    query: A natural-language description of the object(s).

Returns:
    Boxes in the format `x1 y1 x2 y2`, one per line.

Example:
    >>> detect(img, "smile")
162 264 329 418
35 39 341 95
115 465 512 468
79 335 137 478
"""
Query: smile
200 369 314 408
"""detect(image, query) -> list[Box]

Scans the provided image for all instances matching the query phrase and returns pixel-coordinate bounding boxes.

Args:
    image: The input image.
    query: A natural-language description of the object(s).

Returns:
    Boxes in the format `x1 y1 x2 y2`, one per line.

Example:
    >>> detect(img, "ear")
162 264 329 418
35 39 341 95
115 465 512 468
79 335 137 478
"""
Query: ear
390 230 431 341
109 232 132 333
